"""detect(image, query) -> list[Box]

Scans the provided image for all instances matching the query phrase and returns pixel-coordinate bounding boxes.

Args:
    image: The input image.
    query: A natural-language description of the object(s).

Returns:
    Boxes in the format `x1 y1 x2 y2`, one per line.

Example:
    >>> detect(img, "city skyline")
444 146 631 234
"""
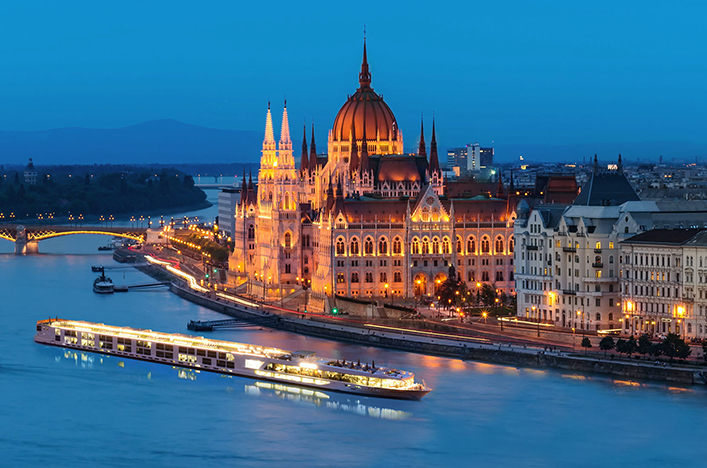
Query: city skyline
1 1 706 156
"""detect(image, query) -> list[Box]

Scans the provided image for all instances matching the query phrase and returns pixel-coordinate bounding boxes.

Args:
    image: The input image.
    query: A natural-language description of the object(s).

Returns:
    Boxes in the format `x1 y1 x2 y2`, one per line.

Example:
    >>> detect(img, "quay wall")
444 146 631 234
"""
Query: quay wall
135 263 705 386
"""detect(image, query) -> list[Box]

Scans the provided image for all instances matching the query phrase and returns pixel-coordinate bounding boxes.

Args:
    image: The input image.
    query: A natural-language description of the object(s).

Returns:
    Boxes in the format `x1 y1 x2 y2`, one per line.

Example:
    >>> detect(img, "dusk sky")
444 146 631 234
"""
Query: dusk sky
1 1 706 155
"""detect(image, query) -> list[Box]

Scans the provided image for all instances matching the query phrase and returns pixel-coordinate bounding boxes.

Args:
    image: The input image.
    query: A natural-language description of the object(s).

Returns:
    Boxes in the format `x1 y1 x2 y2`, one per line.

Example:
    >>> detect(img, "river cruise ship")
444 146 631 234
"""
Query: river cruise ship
35 319 431 400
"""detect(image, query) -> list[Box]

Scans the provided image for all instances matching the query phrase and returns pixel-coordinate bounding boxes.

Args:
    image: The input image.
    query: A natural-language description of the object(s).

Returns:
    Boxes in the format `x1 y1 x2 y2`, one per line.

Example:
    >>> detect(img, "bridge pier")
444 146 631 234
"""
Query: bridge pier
15 240 39 255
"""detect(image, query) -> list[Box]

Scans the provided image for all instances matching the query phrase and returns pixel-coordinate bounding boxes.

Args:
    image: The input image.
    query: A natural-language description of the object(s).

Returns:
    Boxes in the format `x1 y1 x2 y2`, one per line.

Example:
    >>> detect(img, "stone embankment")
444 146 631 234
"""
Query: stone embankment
136 262 707 386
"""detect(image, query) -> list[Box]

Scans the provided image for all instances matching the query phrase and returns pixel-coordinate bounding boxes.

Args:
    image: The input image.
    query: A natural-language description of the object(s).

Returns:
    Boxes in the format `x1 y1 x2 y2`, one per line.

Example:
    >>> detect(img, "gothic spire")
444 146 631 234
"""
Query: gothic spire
593 153 599 172
618 153 623 171
418 117 427 158
429 118 440 173
359 115 370 173
279 99 291 145
359 35 371 89
509 169 515 192
310 123 317 160
496 170 506 199
349 123 359 174
300 123 308 177
264 101 275 145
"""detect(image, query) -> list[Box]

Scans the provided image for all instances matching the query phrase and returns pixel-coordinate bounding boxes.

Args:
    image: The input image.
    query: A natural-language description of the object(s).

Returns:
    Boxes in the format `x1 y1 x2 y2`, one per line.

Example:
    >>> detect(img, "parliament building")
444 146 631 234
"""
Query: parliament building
229 41 517 311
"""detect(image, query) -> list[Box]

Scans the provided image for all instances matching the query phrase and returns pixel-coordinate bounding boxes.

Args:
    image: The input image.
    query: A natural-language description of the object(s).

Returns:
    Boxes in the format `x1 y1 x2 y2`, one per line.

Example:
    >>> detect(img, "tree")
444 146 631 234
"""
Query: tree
183 175 195 188
599 336 615 357
615 339 626 356
581 337 592 354
637 335 652 359
649 342 663 358
480 283 497 307
624 336 638 357
661 333 690 362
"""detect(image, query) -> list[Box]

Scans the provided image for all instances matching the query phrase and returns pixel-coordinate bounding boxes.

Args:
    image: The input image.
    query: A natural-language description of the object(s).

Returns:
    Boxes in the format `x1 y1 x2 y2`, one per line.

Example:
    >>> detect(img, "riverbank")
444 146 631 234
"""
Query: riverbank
134 260 707 386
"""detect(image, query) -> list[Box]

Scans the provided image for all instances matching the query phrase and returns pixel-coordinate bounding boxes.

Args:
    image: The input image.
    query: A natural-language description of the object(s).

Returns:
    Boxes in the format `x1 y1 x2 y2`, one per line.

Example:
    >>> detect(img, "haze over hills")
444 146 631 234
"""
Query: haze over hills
0 120 265 165
0 119 705 166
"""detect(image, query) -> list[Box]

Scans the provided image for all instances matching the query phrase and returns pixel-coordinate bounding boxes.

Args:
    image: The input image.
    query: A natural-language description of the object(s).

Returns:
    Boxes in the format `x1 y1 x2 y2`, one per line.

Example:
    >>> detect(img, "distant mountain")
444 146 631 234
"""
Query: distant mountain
0 120 269 165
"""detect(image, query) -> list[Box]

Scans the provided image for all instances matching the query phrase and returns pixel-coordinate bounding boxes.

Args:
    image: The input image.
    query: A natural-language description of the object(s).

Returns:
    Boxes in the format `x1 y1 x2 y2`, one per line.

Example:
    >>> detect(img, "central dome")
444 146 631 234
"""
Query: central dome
331 42 398 143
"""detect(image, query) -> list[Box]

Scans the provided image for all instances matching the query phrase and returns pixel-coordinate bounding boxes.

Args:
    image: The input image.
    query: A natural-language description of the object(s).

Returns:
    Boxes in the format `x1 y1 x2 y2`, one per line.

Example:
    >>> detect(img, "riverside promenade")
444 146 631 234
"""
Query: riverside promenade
130 249 707 387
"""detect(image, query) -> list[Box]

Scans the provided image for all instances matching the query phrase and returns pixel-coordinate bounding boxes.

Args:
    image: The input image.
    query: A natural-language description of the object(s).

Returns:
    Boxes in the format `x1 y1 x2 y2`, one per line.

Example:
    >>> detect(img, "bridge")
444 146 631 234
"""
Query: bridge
0 224 147 254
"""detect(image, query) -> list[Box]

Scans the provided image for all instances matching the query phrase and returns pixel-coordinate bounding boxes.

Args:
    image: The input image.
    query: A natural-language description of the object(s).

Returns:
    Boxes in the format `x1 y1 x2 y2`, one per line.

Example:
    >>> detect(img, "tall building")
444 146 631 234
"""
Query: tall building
229 40 517 312
24 158 37 185
448 143 493 174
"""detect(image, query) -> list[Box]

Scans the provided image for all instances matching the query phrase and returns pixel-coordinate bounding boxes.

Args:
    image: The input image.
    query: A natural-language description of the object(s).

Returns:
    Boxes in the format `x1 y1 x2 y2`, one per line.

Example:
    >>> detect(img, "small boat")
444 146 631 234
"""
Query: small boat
98 245 114 251
93 273 115 294
91 266 103 272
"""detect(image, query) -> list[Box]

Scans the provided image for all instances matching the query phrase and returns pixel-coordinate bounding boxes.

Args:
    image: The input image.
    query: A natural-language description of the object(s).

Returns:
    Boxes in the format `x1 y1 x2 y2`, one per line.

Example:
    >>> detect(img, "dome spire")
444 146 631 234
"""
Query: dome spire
349 122 359 175
418 116 427 158
429 117 440 173
310 123 317 161
359 31 371 89
360 116 370 173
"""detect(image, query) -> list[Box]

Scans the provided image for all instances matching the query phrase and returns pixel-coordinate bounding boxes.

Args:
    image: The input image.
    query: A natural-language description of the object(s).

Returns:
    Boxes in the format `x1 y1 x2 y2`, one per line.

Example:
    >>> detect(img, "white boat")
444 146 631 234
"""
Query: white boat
93 275 114 294
35 319 431 400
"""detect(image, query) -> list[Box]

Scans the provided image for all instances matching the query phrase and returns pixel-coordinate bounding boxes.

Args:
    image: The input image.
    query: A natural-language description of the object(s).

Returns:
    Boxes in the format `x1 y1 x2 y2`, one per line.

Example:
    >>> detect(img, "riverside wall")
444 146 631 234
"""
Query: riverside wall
136 263 706 386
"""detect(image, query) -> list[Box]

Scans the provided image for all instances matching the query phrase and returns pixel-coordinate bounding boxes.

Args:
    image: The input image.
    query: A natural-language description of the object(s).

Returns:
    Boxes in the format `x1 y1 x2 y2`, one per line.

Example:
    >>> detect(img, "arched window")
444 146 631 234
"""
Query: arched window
364 237 374 255
596 313 601 321
284 232 292 249
379 237 388 255
350 238 359 255
609 255 614 264
284 192 290 210
609 313 613 321
268 191 273 201
595 255 601 263
337 273 345 283
495 270 504 281
688 323 693 334
336 238 345 255
481 236 490 254
380 272 387 283
482 271 490 281
495 236 504 254
467 236 476 254
393 237 402 254
432 207 440 222
468 271 475 282
394 271 402 282
509 236 515 253
432 238 440 254
412 238 419 255
351 272 359 283
509 271 514 281
365 272 373 283
421 207 430 222
247 225 255 240
422 238 430 254
442 237 451 254
456 236 462 253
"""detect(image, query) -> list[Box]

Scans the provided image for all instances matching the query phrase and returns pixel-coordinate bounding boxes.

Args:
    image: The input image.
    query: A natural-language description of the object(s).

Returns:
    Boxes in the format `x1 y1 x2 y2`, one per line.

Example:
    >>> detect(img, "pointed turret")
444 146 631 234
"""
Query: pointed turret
310 124 317 160
618 153 623 171
349 124 359 174
264 102 275 146
429 118 440 173
359 118 370 174
325 176 335 212
509 169 515 193
300 124 309 177
240 169 248 206
593 153 599 172
246 171 255 205
496 170 506 199
279 100 291 147
359 36 371 89
333 176 346 216
418 117 427 158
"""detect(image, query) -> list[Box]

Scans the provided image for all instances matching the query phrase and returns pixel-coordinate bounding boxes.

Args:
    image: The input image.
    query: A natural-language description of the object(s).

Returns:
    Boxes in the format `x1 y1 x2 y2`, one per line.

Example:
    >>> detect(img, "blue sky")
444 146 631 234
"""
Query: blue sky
0 0 705 154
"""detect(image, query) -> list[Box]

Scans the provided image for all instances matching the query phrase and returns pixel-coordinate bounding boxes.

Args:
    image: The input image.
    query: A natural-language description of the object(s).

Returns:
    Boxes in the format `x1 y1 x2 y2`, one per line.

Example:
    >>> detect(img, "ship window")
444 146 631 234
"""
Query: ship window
196 349 206 356
217 360 226 367
187 348 195 355
165 353 173 359
207 351 217 358
226 362 235 369
202 357 211 365
179 347 188 354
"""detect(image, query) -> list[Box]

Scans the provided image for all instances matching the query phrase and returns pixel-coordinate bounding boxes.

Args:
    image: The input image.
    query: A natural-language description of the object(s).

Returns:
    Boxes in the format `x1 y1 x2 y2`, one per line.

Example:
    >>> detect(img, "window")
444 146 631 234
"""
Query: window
394 271 402 283
380 272 387 283
393 237 402 254
422 238 430 254
337 273 345 283
443 238 451 254
495 236 504 254
509 236 515 253
336 238 345 255
285 264 291 274
421 207 430 222
364 237 374 255
365 272 373 283
351 238 359 255
412 238 419 255
247 225 255 239
432 238 440 254
284 232 292 249
482 271 490 281
481 236 490 254
456 236 462 253
351 272 359 283
379 237 388 255
595 298 601 307
495 270 504 281
467 237 476 254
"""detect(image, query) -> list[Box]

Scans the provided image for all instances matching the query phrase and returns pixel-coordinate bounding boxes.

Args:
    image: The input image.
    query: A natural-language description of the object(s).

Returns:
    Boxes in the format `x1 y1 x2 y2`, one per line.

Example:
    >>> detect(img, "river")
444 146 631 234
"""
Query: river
1 190 706 468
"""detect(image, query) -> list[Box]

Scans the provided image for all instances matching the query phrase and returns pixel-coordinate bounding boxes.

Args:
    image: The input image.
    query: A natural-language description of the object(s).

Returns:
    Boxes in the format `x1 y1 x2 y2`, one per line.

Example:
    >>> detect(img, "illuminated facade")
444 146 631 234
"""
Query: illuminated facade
230 41 516 311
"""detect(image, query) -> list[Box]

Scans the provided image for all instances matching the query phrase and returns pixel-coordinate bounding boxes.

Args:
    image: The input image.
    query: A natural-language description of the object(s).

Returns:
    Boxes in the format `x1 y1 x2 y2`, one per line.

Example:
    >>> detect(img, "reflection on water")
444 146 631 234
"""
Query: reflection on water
245 381 412 421
54 350 412 420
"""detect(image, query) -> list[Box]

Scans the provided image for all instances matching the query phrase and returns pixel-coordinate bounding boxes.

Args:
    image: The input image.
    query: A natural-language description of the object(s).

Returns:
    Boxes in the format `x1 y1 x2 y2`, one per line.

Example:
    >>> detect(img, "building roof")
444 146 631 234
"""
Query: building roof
573 170 640 206
371 155 427 182
622 229 706 245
